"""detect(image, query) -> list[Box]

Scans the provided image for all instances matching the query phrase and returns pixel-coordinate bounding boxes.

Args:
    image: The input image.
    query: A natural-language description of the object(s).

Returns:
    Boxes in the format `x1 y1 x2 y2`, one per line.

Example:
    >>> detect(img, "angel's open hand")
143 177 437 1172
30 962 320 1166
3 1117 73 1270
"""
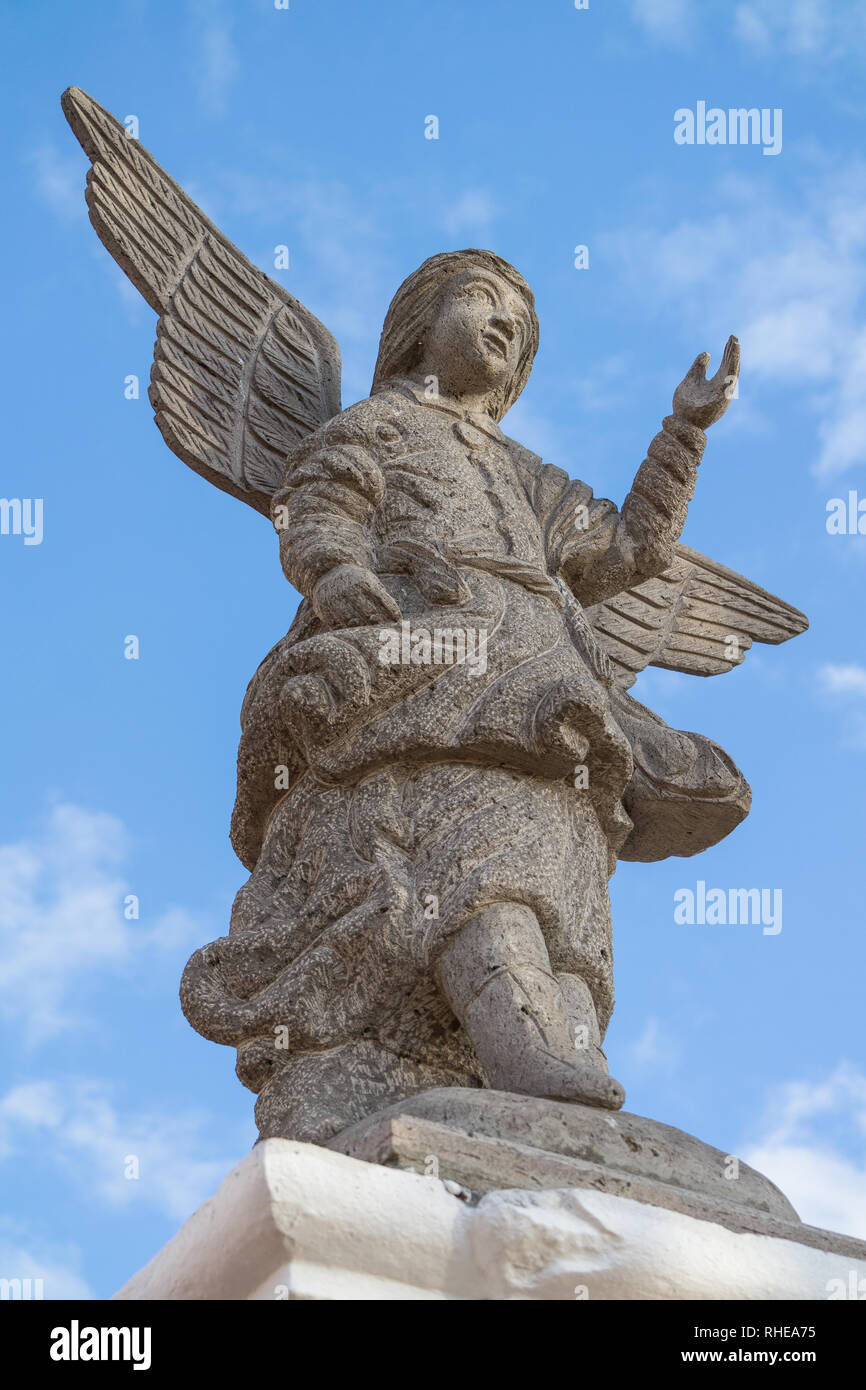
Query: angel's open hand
313 563 402 628
673 336 739 429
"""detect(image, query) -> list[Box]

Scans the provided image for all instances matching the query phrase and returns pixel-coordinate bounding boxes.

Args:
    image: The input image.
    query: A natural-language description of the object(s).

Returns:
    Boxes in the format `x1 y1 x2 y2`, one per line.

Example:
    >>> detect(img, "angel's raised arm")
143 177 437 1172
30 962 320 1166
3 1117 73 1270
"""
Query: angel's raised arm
62 86 341 515
540 339 740 609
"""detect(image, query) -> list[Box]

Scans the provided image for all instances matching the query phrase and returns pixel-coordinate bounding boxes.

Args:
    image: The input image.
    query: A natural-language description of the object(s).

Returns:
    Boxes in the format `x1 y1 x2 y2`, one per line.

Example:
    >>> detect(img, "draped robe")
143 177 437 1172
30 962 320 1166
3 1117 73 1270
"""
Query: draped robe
181 382 750 1143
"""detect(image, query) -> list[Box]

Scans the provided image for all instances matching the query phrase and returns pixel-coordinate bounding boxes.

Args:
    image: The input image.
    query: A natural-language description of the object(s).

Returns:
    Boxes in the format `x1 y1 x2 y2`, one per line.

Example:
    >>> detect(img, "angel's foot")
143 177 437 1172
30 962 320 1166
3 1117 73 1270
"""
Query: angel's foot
458 966 624 1108
558 970 612 1076
436 903 626 1112
508 1059 623 1110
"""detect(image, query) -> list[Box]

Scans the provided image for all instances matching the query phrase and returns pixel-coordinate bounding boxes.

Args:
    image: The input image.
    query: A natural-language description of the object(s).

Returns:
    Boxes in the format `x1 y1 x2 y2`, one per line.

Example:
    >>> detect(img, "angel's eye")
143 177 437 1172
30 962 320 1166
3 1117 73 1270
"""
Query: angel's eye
463 283 497 307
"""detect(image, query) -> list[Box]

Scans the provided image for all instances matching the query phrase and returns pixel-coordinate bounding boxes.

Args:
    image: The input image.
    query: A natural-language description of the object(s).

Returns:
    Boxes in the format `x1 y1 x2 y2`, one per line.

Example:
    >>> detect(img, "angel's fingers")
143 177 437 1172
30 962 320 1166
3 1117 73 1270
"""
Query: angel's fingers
350 592 398 627
348 595 378 626
380 596 402 624
366 583 401 624
686 351 711 382
722 334 740 378
707 342 738 390
327 591 361 626
363 603 390 626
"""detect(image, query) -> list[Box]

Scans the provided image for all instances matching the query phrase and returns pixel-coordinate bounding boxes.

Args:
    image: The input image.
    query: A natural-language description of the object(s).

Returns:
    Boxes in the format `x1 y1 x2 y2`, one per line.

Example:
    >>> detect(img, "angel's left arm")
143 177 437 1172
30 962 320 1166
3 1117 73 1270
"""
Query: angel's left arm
543 338 739 608
555 414 705 608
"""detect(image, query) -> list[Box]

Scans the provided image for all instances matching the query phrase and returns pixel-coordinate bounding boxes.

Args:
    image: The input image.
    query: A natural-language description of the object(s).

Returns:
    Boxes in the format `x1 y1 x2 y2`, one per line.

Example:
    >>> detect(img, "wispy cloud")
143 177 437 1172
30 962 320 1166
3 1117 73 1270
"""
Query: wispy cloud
0 803 203 1043
816 663 866 749
627 1016 680 1072
604 160 866 478
35 141 149 322
30 144 85 221
629 0 690 48
0 1221 93 1299
733 0 866 61
742 1062 866 1237
818 663 866 697
0 1079 238 1223
632 0 866 62
189 0 239 117
440 188 499 240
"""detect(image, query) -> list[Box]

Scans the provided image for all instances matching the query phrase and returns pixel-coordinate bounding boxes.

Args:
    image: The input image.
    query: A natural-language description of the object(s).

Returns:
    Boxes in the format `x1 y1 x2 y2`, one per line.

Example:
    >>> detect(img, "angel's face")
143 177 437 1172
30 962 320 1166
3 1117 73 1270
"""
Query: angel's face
419 268 532 402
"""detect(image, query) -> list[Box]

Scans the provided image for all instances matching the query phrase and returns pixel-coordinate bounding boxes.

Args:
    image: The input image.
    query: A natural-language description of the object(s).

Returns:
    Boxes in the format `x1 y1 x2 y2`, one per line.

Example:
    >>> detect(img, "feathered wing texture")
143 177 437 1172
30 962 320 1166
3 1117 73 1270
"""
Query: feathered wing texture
585 542 809 689
62 86 341 515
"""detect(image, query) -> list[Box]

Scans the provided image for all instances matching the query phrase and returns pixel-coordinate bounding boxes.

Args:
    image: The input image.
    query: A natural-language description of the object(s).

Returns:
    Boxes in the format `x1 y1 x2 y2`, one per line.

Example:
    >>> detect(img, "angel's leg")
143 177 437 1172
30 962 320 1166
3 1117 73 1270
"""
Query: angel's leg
436 903 624 1110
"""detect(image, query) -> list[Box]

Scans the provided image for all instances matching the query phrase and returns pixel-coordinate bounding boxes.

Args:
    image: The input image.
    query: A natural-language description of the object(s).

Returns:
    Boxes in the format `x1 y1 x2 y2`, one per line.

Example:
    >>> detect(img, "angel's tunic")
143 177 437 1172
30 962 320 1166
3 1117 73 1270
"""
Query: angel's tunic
215 382 750 1139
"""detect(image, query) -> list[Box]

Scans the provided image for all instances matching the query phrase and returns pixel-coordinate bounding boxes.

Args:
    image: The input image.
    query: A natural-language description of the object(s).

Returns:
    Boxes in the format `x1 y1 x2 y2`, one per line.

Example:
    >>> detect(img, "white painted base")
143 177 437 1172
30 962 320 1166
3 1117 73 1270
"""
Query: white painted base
114 1139 866 1301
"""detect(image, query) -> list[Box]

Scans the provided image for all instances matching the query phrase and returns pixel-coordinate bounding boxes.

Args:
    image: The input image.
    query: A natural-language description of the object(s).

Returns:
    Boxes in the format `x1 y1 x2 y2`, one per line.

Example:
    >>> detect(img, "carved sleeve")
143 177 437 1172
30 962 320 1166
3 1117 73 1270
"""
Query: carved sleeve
270 435 385 599
542 415 707 609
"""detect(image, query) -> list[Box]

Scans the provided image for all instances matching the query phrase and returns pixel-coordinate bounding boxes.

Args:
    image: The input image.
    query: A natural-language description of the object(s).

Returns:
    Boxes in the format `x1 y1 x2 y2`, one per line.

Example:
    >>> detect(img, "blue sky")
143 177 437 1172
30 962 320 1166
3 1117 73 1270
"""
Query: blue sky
2 0 866 1298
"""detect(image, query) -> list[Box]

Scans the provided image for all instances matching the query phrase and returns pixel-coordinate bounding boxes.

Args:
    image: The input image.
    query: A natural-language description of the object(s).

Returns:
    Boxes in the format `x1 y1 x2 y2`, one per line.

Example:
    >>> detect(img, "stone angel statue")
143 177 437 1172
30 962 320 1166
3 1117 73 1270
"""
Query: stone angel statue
64 88 808 1146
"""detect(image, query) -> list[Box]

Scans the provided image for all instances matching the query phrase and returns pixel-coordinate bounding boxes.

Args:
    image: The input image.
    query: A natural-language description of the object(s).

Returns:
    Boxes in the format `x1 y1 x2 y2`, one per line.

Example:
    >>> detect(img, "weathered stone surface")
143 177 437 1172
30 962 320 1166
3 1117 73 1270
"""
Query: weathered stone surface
65 87 809 1161
113 1140 866 1301
328 1086 866 1260
328 1088 803 1228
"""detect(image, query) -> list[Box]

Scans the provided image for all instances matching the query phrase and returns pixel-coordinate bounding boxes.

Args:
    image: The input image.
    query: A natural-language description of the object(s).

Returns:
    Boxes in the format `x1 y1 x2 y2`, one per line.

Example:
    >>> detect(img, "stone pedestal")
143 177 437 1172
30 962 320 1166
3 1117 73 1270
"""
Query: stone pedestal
328 1088 808 1238
114 1093 866 1300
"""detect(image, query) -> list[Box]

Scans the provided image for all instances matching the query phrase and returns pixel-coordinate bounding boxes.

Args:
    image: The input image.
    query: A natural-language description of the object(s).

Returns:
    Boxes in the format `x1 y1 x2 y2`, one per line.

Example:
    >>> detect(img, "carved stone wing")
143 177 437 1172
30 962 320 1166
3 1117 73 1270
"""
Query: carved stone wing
585 542 809 689
62 86 341 515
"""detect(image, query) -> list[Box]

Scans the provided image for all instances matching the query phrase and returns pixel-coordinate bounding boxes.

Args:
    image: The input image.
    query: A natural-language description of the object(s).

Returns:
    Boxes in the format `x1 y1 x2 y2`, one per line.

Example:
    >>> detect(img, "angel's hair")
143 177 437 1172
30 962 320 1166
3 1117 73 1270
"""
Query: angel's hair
371 249 540 421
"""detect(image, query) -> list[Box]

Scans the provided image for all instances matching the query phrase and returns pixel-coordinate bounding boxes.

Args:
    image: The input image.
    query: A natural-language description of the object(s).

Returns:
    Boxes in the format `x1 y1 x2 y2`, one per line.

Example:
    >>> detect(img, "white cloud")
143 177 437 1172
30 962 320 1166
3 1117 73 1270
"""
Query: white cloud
189 0 239 116
742 1062 866 1237
605 161 866 478
628 1016 680 1071
632 0 865 61
35 143 150 323
440 189 499 240
818 663 866 697
733 0 864 60
30 145 85 221
816 664 866 749
733 3 773 50
0 1222 93 1300
630 0 691 48
0 1079 238 1223
0 803 203 1043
